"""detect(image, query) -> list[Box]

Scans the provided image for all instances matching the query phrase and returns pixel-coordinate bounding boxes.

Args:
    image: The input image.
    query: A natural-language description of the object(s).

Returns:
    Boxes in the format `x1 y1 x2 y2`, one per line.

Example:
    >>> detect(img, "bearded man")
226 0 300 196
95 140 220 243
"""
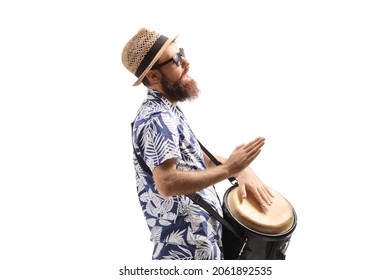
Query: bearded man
122 28 273 260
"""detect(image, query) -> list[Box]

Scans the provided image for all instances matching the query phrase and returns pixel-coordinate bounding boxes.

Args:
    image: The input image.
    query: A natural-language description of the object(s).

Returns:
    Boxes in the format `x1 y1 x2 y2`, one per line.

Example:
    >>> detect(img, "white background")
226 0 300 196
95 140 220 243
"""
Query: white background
1 0 389 279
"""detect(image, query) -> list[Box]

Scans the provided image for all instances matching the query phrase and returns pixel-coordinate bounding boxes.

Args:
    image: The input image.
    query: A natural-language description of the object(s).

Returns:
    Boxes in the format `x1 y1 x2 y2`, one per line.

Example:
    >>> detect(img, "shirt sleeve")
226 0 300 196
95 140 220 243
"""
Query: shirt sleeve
138 112 181 171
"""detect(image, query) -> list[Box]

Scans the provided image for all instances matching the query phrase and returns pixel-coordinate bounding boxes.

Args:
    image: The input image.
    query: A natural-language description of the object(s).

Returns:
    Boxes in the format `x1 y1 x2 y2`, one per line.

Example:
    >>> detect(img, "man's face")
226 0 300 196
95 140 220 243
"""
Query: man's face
156 43 200 102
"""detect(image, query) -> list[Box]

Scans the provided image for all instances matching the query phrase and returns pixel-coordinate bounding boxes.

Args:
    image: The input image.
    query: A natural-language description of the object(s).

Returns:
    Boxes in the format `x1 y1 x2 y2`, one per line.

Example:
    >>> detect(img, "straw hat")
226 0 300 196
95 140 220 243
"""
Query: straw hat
121 28 178 86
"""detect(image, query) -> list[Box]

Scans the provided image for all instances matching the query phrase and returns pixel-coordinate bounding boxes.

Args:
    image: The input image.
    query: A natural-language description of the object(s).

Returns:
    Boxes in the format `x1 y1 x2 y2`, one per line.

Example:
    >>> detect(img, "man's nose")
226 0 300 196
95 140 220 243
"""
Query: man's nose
181 56 189 68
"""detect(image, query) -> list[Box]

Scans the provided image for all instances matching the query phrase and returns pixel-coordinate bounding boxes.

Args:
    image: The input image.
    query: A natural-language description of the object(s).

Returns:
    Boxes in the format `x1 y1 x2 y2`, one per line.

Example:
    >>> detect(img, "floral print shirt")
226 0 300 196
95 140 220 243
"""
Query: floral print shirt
132 90 223 260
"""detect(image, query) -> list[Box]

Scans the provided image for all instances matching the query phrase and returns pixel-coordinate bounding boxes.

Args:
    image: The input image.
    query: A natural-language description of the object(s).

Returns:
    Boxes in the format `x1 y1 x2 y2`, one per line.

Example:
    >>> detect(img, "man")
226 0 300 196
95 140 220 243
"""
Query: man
122 28 273 260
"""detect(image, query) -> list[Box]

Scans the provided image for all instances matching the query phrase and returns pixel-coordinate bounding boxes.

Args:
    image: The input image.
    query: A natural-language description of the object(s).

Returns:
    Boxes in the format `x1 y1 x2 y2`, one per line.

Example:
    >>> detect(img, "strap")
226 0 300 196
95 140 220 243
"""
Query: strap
197 141 222 165
131 122 153 175
198 141 239 186
186 193 244 241
131 122 243 240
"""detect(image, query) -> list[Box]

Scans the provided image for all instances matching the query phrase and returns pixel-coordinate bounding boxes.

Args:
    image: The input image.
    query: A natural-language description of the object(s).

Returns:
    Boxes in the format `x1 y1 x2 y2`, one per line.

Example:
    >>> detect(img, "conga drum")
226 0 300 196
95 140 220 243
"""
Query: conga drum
222 185 297 260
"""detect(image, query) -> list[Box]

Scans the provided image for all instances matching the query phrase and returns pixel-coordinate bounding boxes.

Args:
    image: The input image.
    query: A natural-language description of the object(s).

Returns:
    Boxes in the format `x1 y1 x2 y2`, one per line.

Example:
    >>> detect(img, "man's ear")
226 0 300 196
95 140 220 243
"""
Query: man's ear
145 70 161 85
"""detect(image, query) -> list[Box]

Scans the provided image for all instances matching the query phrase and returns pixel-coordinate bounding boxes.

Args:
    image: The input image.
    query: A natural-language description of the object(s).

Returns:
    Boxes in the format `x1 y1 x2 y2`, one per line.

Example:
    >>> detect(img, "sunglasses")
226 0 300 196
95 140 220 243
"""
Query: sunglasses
151 48 185 70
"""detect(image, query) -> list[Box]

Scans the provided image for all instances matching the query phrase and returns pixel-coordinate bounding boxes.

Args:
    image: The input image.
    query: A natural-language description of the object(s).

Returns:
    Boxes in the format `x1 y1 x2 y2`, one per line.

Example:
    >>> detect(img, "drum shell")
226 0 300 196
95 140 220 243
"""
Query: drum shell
222 186 297 260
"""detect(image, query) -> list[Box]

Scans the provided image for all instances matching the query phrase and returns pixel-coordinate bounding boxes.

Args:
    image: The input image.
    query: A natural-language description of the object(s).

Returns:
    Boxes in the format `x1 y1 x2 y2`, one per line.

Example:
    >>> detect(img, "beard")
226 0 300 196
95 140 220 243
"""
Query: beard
160 69 200 102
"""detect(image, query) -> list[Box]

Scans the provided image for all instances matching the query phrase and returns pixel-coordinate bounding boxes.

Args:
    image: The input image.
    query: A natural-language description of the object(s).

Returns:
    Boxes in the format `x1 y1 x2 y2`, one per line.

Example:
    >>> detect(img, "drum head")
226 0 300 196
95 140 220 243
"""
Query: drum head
226 186 294 234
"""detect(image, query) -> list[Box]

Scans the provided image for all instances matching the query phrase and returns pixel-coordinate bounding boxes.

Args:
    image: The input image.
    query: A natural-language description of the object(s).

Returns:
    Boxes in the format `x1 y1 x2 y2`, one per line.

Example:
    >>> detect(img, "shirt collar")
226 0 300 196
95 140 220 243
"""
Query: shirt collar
147 89 184 117
147 89 173 107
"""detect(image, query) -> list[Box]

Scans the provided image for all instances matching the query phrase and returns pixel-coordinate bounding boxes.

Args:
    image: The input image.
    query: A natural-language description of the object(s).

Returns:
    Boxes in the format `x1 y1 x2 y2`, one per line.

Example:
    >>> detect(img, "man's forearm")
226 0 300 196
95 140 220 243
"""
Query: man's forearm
153 159 231 197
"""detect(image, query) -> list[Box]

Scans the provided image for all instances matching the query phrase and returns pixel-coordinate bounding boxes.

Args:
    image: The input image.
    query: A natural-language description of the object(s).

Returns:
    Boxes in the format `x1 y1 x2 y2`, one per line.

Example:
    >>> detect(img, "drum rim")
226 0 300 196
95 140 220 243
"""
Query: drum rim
223 185 298 238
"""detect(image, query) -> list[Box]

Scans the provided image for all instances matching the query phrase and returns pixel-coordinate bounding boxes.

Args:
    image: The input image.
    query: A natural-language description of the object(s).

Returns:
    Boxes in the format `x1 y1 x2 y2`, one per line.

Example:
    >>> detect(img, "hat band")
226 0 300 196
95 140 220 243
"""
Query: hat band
135 35 169 78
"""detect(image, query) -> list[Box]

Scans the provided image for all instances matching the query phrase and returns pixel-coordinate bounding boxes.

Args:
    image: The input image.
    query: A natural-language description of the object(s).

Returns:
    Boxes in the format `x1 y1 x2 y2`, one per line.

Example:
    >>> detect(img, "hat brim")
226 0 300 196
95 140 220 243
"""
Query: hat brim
132 34 179 86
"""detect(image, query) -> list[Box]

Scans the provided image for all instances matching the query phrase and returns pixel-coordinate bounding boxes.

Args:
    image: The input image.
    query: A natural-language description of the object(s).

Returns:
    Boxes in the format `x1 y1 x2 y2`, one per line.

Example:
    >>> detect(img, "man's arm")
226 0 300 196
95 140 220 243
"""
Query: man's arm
153 137 264 197
203 144 274 210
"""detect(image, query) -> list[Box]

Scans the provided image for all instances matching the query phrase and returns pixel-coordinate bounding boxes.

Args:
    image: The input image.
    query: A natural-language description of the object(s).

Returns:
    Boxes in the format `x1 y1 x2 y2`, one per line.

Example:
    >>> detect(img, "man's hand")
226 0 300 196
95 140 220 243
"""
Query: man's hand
237 167 274 210
224 137 265 176
201 137 272 210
